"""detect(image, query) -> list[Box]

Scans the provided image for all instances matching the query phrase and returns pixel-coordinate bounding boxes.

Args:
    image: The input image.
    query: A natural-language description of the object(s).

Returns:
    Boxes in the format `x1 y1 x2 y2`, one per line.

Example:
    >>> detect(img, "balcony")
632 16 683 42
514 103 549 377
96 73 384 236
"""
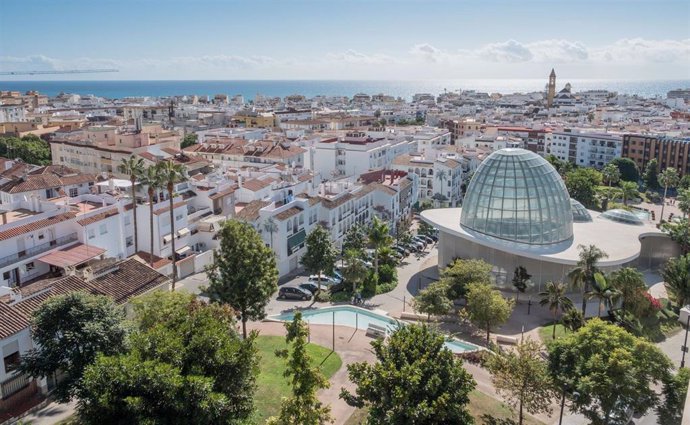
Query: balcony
0 232 78 269
1 372 30 400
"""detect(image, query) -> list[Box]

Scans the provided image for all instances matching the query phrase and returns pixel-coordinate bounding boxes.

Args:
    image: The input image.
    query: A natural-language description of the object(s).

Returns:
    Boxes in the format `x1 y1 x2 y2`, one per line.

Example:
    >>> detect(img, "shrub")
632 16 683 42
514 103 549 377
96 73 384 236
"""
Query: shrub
316 291 331 302
457 350 490 366
375 281 396 295
646 191 662 204
378 264 397 284
363 272 378 297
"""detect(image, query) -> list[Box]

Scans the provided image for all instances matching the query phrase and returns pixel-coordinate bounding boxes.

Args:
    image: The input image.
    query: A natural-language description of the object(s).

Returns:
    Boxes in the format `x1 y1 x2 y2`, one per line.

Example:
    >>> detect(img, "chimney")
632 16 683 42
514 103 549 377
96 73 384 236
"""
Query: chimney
237 175 243 189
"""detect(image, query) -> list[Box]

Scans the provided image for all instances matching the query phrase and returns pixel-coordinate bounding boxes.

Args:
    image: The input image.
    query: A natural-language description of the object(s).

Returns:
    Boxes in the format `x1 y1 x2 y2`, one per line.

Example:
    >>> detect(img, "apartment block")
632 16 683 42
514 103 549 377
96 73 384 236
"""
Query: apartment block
622 134 690 176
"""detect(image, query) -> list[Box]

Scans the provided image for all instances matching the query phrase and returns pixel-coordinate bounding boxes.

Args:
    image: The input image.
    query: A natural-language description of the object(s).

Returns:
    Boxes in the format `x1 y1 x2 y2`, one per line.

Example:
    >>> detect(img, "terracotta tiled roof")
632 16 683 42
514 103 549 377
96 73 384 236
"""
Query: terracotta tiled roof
209 186 236 200
0 302 30 339
135 251 172 269
153 201 186 215
296 193 321 206
321 192 355 209
241 178 275 192
235 200 270 222
76 208 119 226
275 207 302 221
89 258 169 303
0 165 95 194
0 213 76 242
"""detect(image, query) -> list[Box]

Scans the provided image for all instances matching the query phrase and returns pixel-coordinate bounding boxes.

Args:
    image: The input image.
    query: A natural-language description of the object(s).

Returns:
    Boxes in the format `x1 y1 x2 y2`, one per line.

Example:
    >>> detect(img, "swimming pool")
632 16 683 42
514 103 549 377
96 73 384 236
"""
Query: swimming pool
270 305 479 353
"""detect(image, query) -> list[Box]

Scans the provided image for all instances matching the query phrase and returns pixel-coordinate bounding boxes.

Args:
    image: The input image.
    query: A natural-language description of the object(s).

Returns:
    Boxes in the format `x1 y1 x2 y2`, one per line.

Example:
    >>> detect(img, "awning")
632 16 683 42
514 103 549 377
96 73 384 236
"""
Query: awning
175 246 192 256
163 234 173 244
38 243 105 268
287 229 306 256
176 227 190 237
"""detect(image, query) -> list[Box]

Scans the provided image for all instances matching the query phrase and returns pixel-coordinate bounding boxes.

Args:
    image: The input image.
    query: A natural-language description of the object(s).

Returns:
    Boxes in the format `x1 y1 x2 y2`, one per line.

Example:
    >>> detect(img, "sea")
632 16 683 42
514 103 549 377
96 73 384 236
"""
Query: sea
0 79 688 101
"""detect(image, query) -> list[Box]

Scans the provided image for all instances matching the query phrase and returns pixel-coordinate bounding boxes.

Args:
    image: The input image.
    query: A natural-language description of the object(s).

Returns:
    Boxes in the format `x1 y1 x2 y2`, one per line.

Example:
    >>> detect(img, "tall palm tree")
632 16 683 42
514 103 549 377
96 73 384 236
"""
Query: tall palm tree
157 160 187 290
677 188 690 218
118 156 144 253
619 181 639 206
659 168 680 222
585 273 621 317
368 216 390 277
263 217 278 249
662 254 690 309
538 281 573 339
139 165 163 268
568 244 608 318
602 163 621 188
610 267 646 313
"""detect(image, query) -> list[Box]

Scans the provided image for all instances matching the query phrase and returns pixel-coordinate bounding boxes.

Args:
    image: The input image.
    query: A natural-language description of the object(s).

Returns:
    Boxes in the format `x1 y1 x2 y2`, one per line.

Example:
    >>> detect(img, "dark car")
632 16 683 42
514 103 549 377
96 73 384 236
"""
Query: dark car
418 234 434 244
278 286 312 300
299 282 327 294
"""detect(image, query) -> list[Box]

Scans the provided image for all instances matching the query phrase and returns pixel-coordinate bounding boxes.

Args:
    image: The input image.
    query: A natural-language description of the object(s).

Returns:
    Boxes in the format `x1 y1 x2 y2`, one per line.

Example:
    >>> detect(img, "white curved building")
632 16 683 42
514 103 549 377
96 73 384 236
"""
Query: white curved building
421 148 679 290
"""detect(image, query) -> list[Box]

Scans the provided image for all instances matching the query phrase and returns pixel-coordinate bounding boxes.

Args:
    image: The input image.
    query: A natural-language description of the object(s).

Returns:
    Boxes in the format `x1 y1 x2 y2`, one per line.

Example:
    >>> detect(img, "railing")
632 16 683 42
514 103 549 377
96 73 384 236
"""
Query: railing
0 232 79 269
1 372 30 399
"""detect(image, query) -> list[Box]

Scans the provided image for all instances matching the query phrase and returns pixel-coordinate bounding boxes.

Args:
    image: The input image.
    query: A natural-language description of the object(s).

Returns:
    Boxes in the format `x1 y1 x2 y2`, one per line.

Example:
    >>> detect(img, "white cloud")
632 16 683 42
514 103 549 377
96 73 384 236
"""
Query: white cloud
475 40 534 63
592 38 690 63
409 43 449 63
527 39 589 62
326 49 395 64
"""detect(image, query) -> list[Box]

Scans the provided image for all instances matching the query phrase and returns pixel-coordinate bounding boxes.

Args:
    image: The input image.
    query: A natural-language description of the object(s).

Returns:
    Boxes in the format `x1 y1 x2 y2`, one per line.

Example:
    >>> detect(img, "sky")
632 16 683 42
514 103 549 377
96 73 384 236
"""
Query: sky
1 0 689 80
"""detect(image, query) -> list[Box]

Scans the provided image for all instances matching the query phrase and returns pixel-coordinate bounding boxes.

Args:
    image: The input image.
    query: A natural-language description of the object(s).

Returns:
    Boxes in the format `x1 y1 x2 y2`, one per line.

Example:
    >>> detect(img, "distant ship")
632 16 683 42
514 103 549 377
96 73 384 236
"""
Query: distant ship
667 88 690 101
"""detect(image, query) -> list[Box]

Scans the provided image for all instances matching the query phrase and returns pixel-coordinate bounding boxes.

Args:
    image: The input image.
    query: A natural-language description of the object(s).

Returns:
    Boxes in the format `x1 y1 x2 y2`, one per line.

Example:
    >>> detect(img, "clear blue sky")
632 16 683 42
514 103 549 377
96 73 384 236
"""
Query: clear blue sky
1 0 688 80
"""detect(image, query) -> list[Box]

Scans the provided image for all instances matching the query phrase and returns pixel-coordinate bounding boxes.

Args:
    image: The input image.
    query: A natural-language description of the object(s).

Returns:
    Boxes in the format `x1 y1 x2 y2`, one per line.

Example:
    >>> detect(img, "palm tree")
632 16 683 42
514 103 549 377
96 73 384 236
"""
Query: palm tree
602 164 621 188
118 156 144 253
662 254 690 309
585 273 621 317
560 308 584 333
538 281 573 339
619 181 639 206
435 169 448 205
568 244 608 318
139 165 163 268
263 217 278 248
157 160 187 290
677 188 690 218
659 168 680 222
368 216 390 277
610 267 646 313
342 248 368 294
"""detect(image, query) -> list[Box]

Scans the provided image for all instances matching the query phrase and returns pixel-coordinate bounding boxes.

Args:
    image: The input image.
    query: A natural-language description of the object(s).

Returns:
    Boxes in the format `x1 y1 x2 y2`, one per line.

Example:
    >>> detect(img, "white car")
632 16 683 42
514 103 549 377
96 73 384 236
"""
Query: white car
308 275 337 286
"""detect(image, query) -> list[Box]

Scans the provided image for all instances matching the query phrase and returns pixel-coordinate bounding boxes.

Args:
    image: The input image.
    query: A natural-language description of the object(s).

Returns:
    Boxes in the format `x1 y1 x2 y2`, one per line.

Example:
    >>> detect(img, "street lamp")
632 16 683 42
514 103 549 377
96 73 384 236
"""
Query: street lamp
681 314 690 368
558 387 580 425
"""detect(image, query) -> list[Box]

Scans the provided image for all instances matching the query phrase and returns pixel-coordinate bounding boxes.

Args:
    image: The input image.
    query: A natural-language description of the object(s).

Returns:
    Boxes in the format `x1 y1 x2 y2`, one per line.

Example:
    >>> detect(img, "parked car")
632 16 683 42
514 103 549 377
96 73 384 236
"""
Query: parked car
393 245 409 256
299 282 328 294
278 286 312 300
308 275 337 286
412 235 428 246
408 240 425 251
417 234 434 244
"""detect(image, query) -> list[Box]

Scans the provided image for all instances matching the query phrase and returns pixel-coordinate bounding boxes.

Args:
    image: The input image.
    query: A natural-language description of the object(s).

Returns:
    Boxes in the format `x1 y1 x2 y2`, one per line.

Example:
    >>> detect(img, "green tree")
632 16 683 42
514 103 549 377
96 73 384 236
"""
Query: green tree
565 168 602 208
0 135 52 165
465 282 514 343
205 219 278 338
512 266 531 304
342 248 368 294
657 368 690 425
368 216 391 277
602 163 621 187
546 155 573 176
486 338 558 425
677 188 690 218
619 181 639 206
643 158 660 190
395 217 413 247
568 244 608 317
19 292 127 402
586 273 620 317
300 225 337 304
662 218 690 255
413 281 453 320
418 220 435 236
662 254 690 308
268 311 331 425
181 133 198 149
139 165 163 267
340 324 476 425
440 258 493 301
78 292 259 424
343 223 367 257
263 217 278 249
610 267 647 315
119 156 145 253
659 168 680 222
680 174 690 190
560 308 585 333
538 282 573 339
609 158 640 182
547 319 672 425
157 160 187 288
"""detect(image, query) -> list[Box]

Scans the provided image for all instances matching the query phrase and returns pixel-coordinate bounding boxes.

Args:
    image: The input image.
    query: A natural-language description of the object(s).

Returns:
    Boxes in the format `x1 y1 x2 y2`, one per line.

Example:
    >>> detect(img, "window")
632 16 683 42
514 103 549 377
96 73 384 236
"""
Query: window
25 262 35 271
124 215 131 226
3 351 20 373
69 188 78 197
175 214 183 222
99 224 107 235
37 232 45 240
88 229 95 239
126 236 133 247
3 272 9 281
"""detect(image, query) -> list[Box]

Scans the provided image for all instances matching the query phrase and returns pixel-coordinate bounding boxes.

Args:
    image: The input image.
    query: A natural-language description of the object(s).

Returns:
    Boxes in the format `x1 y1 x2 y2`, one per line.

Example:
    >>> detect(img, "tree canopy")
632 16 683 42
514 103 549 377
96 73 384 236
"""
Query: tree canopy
340 324 476 424
300 224 337 302
565 168 602 208
609 158 640 182
181 133 198 149
662 218 690 255
0 135 52 165
78 292 259 425
662 254 690 308
547 319 672 424
440 258 493 300
643 158 660 190
465 282 514 343
205 219 278 338
657 368 690 425
19 292 128 403
413 281 453 320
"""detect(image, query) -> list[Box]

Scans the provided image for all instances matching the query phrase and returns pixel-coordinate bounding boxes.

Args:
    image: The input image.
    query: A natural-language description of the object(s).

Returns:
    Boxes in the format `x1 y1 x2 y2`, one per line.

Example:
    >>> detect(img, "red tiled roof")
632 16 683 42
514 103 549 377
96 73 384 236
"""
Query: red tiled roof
76 208 119 226
0 213 75 242
38 243 106 268
153 201 186 215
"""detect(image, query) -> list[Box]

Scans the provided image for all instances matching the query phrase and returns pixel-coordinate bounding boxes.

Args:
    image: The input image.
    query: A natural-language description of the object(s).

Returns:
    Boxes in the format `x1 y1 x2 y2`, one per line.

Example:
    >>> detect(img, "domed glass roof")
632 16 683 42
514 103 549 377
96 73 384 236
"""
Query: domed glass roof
570 199 592 222
600 209 643 225
460 148 573 245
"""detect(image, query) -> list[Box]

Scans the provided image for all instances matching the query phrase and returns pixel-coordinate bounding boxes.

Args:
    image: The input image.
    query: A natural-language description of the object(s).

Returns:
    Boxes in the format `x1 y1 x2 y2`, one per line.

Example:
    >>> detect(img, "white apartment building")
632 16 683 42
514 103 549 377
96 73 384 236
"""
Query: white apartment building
545 130 622 168
391 154 465 207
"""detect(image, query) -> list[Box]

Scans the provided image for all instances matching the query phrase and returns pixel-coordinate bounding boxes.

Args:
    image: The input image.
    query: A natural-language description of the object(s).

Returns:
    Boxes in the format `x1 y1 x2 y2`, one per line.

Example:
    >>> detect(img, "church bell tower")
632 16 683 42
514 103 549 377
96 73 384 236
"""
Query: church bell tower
547 68 556 108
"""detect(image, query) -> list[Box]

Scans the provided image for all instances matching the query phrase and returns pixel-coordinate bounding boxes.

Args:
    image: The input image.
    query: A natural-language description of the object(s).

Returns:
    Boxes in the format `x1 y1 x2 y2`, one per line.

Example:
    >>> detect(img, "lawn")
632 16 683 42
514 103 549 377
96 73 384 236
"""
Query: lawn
538 322 567 343
254 335 342 423
344 390 545 424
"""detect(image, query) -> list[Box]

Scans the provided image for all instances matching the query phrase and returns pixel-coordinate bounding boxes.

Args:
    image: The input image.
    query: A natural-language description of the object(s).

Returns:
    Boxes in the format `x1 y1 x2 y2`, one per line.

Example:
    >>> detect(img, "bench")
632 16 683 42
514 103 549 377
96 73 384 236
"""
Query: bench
495 335 519 345
400 311 429 321
366 323 387 339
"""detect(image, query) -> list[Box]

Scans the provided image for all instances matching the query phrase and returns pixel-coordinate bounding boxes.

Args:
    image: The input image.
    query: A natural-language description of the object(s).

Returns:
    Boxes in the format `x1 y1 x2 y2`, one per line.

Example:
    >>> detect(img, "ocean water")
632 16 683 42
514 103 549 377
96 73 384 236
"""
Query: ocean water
0 79 688 101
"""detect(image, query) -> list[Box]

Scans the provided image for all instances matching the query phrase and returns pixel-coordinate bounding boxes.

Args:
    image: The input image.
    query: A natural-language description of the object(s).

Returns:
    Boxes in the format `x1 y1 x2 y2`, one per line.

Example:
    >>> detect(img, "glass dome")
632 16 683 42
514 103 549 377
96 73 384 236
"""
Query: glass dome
570 199 592 222
600 209 643 225
460 148 573 245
